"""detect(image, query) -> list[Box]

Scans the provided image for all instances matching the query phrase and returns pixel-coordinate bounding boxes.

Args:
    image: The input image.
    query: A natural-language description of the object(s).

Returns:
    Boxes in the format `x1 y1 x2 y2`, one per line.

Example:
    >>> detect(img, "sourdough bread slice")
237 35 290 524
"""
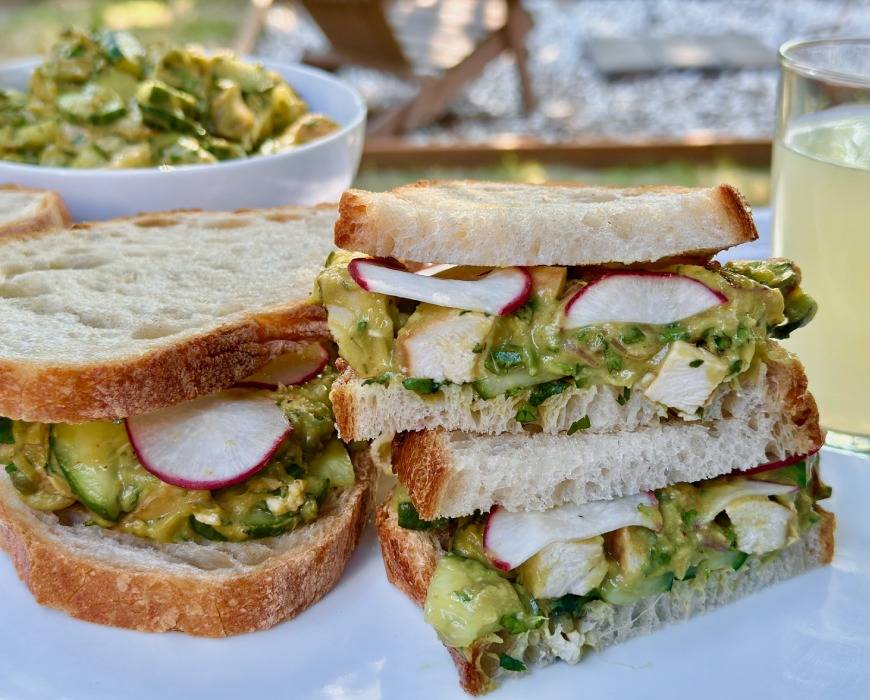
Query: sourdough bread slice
376 495 835 695
0 205 336 423
0 450 375 636
335 181 756 266
0 184 70 237
391 356 821 519
333 346 818 443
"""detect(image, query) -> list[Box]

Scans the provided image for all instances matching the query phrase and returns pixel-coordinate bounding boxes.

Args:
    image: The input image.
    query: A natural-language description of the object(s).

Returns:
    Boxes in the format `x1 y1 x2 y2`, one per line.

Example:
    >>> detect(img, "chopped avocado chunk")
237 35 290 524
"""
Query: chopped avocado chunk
424 555 524 648
306 438 355 488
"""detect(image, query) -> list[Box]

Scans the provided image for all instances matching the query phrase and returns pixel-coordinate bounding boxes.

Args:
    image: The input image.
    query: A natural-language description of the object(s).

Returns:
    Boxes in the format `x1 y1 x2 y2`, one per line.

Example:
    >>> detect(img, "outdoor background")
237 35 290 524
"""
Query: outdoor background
4 0 868 202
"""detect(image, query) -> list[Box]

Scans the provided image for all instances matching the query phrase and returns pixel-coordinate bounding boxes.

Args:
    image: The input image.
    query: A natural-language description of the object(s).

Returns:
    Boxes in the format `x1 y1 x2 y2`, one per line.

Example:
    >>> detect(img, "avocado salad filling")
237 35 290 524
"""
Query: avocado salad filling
0 369 356 543
394 455 829 675
313 253 816 425
0 29 338 168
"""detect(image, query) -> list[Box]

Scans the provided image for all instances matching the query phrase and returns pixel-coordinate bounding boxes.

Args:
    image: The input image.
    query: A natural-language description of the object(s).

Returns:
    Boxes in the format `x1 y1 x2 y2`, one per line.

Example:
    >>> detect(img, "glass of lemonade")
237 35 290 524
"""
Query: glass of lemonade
772 38 870 454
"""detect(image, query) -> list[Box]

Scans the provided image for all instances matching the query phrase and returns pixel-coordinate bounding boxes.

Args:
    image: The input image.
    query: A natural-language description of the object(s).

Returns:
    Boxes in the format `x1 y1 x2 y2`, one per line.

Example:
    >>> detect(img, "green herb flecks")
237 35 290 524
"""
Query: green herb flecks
498 654 527 673
567 415 591 434
402 377 441 394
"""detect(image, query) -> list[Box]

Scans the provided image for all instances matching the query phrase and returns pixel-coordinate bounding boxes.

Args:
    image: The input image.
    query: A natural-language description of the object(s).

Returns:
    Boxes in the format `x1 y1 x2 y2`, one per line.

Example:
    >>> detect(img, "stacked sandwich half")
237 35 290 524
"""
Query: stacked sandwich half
315 181 833 694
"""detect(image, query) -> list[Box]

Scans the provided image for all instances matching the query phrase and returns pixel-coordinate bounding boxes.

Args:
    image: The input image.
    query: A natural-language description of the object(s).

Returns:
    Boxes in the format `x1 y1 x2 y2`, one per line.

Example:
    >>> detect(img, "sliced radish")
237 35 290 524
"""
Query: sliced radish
126 389 291 490
237 343 329 390
483 491 659 571
736 447 821 477
562 271 726 328
348 258 531 316
695 479 797 525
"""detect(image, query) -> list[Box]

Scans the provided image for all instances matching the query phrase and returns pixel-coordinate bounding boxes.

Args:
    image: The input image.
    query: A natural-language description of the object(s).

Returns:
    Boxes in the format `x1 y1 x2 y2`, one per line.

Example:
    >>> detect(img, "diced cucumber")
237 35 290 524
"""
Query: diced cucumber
703 548 748 571
50 422 133 521
597 571 675 605
244 504 299 539
473 369 563 400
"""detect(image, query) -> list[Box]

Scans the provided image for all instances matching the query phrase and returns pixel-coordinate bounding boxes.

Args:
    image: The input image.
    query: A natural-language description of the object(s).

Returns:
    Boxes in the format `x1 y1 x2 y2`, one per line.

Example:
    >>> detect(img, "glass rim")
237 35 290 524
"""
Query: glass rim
780 37 870 87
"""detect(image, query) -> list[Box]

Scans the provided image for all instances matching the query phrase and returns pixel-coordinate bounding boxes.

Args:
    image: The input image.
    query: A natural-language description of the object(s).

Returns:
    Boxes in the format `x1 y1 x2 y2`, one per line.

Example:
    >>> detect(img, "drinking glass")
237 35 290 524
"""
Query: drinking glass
772 38 870 454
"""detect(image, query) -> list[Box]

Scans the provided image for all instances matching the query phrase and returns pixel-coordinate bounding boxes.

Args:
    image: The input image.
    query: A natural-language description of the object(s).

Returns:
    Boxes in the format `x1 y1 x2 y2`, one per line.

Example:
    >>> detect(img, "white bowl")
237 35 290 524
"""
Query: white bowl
0 58 366 220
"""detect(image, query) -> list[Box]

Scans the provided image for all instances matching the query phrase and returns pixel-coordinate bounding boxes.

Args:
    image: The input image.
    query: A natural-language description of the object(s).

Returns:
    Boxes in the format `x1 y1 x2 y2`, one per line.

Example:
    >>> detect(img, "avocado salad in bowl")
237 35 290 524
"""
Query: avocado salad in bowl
0 28 338 168
0 29 365 218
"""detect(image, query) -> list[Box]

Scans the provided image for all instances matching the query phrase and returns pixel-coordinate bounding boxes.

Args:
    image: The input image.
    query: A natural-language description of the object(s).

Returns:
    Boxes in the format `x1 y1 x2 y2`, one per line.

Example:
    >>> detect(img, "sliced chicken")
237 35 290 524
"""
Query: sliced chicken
517 537 608 599
726 495 796 555
396 305 494 383
644 340 729 414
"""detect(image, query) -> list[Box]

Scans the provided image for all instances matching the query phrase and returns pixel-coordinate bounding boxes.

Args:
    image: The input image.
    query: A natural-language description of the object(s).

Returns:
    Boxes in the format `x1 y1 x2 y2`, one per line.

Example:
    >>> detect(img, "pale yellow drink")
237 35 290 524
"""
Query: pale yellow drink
772 107 870 447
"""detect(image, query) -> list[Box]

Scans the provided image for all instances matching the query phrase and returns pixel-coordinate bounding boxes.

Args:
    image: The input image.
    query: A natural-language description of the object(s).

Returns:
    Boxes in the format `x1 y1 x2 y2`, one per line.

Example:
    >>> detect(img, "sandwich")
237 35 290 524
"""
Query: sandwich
0 184 70 238
312 181 833 692
0 204 374 636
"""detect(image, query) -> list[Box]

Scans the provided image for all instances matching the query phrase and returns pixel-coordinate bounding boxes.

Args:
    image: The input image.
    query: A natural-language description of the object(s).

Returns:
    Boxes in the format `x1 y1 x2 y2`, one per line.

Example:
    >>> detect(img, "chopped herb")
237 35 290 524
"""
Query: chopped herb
486 344 525 373
604 346 623 374
681 509 698 527
514 303 535 322
643 548 672 574
505 386 526 399
472 342 484 354
396 501 447 530
0 417 13 444
562 362 589 388
689 359 704 368
499 611 546 634
616 386 631 405
362 372 391 386
498 654 527 673
567 415 591 434
660 323 689 343
734 325 750 345
547 593 595 616
515 403 537 424
402 377 441 394
529 380 567 407
728 359 743 375
620 326 645 345
451 589 473 603
731 551 749 570
356 319 368 331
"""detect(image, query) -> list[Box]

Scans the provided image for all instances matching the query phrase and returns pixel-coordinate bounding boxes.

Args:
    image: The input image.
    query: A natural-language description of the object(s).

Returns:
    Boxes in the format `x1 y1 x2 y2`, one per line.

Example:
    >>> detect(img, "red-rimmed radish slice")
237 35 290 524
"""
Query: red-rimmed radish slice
736 447 821 477
126 389 291 490
562 271 726 328
237 344 329 390
348 258 531 316
483 491 659 571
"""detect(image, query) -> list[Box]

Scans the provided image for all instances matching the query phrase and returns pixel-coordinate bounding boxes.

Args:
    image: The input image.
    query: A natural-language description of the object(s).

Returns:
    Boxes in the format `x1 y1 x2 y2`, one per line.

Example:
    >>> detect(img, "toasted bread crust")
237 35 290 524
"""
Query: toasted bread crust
391 354 824 520
334 181 758 266
0 304 327 423
0 452 375 636
0 184 71 237
0 205 335 423
377 495 835 695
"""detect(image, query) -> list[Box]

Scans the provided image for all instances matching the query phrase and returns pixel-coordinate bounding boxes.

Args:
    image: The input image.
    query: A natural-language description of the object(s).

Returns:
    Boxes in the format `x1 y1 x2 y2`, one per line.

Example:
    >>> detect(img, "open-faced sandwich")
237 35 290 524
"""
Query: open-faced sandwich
0 205 374 636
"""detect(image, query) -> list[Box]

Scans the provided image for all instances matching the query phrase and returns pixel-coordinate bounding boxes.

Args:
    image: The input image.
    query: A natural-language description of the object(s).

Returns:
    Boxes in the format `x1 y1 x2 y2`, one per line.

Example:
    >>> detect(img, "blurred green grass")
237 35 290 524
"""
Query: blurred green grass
0 0 244 60
355 156 771 205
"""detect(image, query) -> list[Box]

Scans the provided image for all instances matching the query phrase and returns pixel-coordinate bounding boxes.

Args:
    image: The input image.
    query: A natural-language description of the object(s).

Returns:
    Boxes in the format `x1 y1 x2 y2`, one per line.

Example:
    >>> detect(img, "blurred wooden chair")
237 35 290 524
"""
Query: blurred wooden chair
299 0 535 136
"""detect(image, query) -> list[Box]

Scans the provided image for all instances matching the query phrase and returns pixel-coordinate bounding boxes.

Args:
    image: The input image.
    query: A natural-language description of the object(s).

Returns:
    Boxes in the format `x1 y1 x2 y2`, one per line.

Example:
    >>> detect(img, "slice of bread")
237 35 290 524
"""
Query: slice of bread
376 495 835 695
332 346 818 442
335 181 756 266
390 357 821 519
0 206 336 423
0 450 375 636
0 184 70 237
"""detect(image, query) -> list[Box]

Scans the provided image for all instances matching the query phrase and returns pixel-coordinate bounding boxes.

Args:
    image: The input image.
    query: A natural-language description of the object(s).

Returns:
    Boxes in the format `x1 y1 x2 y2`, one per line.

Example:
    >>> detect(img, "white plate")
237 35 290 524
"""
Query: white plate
0 447 866 699
2 209 867 698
